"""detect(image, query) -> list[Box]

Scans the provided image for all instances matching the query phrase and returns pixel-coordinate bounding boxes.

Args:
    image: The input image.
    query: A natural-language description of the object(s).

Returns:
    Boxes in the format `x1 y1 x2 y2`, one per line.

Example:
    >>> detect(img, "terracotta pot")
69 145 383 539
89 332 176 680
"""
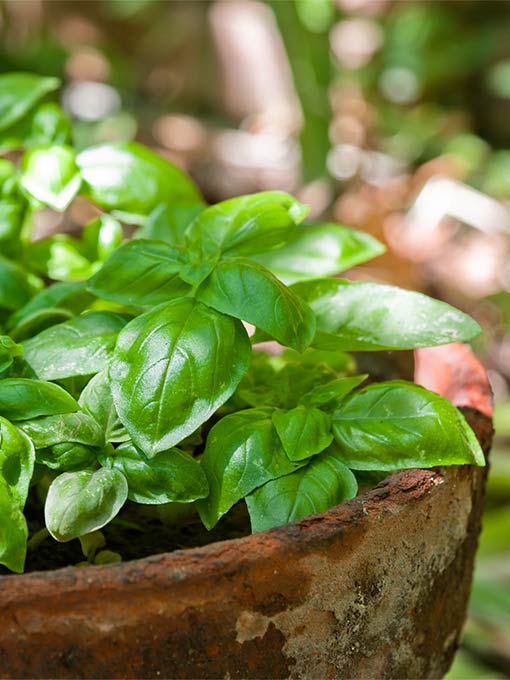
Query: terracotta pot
0 343 493 680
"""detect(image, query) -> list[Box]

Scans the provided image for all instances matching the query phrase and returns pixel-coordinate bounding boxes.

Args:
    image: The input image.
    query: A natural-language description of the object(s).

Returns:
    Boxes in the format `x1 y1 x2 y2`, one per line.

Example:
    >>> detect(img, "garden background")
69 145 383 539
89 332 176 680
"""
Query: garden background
0 0 508 676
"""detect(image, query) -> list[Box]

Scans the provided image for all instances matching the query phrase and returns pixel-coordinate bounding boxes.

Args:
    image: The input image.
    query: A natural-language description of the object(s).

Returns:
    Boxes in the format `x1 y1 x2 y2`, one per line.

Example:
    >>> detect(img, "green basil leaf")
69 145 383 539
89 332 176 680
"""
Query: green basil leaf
8 307 74 343
23 234 94 282
110 298 251 456
184 191 308 261
81 214 123 262
26 103 71 147
246 448 358 532
0 379 78 420
45 468 128 542
197 259 316 352
102 442 208 504
22 311 128 380
0 198 25 244
18 411 104 449
6 281 92 331
292 279 481 351
0 416 35 507
88 240 189 306
272 405 333 461
332 381 486 470
0 335 23 374
0 479 28 573
0 255 42 312
0 73 60 132
197 408 305 529
21 145 81 211
301 375 368 409
36 441 99 471
77 142 203 223
253 223 385 284
79 370 129 443
134 202 204 245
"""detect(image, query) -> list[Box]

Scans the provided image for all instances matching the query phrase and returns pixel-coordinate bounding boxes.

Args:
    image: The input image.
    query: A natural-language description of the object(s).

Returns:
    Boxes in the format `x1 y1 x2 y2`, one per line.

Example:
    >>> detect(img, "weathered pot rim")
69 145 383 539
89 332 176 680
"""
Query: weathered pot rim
0 341 494 594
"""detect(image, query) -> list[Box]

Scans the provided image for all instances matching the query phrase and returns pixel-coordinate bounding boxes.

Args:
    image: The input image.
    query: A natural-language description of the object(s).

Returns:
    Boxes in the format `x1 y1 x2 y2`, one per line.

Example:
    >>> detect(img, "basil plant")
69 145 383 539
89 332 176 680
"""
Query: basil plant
0 73 484 573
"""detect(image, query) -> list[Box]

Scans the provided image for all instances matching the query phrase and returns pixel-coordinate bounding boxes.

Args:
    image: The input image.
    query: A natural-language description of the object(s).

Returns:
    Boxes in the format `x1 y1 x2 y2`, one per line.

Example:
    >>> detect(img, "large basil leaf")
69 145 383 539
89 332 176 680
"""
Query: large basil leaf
0 255 42 312
22 311 128 380
101 442 208 504
0 73 59 132
301 375 368 409
79 370 129 443
0 479 28 573
21 145 81 211
184 191 308 262
6 281 92 331
197 408 306 529
134 202 204 245
246 448 358 532
0 416 35 507
0 379 78 420
36 441 99 471
110 298 251 456
292 279 481 351
272 405 333 461
197 259 316 352
18 411 104 449
88 240 189 306
0 335 23 374
45 468 128 541
77 142 203 223
253 223 385 284
332 381 486 470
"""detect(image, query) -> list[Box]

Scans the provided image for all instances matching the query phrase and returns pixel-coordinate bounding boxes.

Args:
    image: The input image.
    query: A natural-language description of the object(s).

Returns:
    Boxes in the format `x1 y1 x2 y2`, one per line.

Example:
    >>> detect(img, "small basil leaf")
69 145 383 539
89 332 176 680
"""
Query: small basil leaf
134 202 204 245
79 369 129 443
88 240 189 306
184 191 308 261
8 307 74 342
0 416 35 507
0 479 28 573
21 145 81 211
0 335 23 374
197 259 316 352
253 223 385 284
0 255 42 312
110 298 251 456
246 449 358 532
0 73 60 132
23 234 94 282
0 198 25 244
292 279 481 351
26 103 71 148
0 379 78 420
81 214 123 262
272 405 333 461
301 375 368 409
77 142 203 223
22 311 128 380
36 442 99 471
332 381 486 470
102 442 208 504
45 468 128 542
197 408 305 529
18 411 104 449
6 281 92 330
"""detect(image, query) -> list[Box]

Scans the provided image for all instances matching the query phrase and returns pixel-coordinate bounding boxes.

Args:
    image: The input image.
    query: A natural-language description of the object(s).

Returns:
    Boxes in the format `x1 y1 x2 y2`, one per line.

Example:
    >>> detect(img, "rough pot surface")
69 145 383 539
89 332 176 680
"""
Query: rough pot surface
0 343 494 680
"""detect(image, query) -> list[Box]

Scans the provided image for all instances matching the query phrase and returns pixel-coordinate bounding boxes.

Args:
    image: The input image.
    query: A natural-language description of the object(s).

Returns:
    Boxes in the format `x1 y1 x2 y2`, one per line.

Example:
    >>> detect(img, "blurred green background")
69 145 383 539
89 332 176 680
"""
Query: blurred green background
1 0 508 676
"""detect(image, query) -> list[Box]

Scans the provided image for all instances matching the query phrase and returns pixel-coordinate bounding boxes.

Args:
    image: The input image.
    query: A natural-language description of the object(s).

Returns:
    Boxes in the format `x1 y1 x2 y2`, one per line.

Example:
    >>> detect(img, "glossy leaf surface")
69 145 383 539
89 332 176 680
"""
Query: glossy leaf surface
79 369 129 443
292 278 481 351
110 298 251 456
45 468 128 541
0 379 78 420
102 442 208 504
301 375 368 409
197 259 316 352
0 416 35 507
21 145 81 211
18 411 104 449
197 408 305 529
36 441 98 471
272 405 333 461
246 448 358 532
332 381 485 469
22 311 128 380
253 223 385 284
0 479 28 573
